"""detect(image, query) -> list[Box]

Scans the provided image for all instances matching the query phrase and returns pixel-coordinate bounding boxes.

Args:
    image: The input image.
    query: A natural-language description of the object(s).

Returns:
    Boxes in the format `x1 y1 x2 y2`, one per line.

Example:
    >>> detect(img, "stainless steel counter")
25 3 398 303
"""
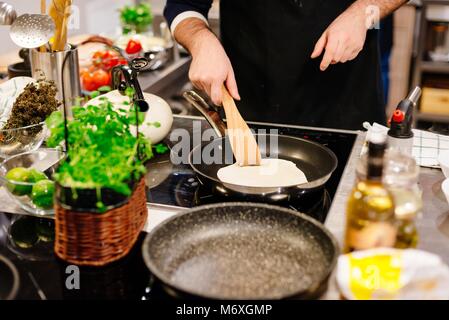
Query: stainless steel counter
322 131 449 299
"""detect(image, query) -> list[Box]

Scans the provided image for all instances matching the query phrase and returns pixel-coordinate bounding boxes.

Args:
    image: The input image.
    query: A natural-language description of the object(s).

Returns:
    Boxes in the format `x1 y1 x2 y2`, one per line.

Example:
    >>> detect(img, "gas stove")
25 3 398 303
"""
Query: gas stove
146 117 357 223
0 116 357 299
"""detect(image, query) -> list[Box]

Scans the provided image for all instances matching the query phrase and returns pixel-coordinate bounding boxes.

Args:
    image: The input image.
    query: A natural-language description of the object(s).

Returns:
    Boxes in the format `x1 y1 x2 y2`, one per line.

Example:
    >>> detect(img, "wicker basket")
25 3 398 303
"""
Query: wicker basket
54 178 147 266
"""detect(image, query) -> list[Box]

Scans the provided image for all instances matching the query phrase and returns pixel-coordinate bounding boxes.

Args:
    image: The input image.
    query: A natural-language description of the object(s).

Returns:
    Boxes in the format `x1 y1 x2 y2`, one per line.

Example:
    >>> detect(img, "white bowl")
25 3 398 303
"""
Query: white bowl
439 150 449 178
89 90 173 144
443 179 449 205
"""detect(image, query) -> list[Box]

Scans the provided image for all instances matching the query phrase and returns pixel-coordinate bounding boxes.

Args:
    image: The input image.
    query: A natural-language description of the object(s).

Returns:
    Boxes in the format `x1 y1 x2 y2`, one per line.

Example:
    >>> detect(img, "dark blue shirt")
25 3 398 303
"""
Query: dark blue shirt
164 0 213 27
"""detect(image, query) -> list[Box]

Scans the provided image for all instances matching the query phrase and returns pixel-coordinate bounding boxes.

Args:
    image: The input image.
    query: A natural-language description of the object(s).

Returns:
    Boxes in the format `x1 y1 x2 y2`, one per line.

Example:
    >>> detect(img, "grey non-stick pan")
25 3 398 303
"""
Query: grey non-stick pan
183 91 338 204
142 203 339 300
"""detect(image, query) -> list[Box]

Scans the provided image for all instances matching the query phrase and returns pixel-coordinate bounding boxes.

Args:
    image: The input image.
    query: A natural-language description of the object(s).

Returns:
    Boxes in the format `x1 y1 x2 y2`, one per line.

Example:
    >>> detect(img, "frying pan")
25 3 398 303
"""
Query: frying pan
183 91 338 204
142 203 338 299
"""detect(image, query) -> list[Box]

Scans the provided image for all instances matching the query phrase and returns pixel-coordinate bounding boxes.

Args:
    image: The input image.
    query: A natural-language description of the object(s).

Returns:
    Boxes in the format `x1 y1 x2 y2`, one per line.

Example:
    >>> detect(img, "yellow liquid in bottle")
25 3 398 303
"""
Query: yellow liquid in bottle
344 180 396 253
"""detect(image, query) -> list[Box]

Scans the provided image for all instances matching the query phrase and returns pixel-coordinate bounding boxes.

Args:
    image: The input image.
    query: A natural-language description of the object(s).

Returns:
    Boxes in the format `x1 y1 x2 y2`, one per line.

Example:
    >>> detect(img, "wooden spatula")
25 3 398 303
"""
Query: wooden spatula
221 85 262 166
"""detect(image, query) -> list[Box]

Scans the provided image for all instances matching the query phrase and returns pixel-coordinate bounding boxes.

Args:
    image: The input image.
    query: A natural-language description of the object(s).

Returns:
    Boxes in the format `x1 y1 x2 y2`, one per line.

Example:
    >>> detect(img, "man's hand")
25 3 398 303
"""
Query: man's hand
311 5 367 71
311 0 407 71
175 18 240 105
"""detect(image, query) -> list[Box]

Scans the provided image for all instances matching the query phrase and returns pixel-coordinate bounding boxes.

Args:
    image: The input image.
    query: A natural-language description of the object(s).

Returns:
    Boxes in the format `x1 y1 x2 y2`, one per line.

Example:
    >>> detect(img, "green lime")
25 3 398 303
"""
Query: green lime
10 216 39 249
29 169 47 183
31 179 55 209
5 167 32 195
35 218 55 242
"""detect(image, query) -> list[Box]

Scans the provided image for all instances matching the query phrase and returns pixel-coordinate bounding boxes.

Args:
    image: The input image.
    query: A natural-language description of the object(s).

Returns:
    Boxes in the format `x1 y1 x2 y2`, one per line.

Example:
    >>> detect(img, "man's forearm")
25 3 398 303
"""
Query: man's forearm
174 18 217 56
350 0 407 24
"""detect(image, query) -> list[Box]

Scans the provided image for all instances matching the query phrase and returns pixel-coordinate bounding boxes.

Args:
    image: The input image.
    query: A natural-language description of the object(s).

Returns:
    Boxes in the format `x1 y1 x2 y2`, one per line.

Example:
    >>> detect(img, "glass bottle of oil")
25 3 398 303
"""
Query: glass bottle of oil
356 149 422 249
383 151 422 249
344 134 396 253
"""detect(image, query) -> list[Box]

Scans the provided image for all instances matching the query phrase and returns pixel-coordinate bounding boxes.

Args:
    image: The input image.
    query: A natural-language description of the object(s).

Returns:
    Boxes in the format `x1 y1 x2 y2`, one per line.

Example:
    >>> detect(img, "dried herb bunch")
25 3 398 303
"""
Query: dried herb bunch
3 80 61 132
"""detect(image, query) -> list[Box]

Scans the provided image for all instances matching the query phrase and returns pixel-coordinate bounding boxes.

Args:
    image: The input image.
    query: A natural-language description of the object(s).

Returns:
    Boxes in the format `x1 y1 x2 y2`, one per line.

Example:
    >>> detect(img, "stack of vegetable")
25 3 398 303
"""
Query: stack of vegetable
80 49 128 93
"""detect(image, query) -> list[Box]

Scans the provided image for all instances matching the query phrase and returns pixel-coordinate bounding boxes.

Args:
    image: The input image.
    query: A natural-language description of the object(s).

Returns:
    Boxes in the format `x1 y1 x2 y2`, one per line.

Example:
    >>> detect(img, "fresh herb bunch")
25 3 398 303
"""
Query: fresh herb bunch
46 97 153 200
120 3 153 34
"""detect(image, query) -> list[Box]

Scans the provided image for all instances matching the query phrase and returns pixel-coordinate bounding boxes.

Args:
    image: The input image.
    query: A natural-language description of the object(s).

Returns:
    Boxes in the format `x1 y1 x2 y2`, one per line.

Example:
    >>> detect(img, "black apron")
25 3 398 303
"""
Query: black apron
220 0 386 130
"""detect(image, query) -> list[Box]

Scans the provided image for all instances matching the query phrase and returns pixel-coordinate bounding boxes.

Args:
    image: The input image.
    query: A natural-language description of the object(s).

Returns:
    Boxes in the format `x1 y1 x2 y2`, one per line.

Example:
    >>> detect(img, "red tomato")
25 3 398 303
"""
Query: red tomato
92 69 110 88
81 72 97 91
81 69 111 92
125 39 143 54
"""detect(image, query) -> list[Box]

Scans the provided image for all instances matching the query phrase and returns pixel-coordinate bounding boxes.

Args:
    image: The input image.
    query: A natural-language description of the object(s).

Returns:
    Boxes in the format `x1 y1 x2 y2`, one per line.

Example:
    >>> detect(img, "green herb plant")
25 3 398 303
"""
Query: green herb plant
46 97 153 211
120 2 153 34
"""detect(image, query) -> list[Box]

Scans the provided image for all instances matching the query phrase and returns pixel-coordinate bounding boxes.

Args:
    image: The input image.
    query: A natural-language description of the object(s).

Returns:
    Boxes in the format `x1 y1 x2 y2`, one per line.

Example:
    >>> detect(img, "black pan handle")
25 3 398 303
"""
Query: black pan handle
183 91 227 138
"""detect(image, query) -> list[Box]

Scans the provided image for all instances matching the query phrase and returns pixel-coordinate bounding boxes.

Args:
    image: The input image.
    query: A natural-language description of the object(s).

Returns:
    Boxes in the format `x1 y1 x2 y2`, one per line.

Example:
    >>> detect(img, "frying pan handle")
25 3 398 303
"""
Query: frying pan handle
183 91 227 138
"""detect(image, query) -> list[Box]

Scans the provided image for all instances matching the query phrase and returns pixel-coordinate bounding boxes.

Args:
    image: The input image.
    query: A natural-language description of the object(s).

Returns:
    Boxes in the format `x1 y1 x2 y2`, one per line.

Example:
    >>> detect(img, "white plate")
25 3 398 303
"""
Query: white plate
88 90 173 144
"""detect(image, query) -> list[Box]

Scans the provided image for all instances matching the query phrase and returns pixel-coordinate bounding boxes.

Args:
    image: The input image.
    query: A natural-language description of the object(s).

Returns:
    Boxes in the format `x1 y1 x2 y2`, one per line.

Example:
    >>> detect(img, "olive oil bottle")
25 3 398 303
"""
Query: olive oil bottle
344 134 396 253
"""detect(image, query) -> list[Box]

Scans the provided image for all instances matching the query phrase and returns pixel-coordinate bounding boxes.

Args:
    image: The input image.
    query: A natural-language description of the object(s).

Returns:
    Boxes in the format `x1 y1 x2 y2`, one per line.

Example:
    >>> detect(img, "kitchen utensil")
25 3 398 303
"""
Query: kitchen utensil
387 87 422 156
0 255 20 300
89 90 173 144
221 86 261 166
30 44 81 108
0 149 64 216
142 203 338 299
111 58 149 112
0 2 16 25
9 13 55 49
39 0 47 53
182 91 338 205
49 0 72 52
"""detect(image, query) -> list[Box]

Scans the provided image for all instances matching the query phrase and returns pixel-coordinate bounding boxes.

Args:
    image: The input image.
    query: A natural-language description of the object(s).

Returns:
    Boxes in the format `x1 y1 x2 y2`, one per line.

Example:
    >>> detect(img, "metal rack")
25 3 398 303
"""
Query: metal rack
411 0 449 124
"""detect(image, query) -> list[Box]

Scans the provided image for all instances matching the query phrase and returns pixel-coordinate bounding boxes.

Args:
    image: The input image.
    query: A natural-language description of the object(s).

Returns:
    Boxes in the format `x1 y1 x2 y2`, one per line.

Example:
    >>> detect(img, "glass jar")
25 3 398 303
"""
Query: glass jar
356 150 422 248
427 22 449 62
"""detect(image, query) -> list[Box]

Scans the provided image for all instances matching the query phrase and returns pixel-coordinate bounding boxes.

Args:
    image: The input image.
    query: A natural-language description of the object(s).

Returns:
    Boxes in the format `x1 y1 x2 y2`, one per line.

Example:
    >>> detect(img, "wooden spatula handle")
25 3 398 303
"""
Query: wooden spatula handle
221 85 261 166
